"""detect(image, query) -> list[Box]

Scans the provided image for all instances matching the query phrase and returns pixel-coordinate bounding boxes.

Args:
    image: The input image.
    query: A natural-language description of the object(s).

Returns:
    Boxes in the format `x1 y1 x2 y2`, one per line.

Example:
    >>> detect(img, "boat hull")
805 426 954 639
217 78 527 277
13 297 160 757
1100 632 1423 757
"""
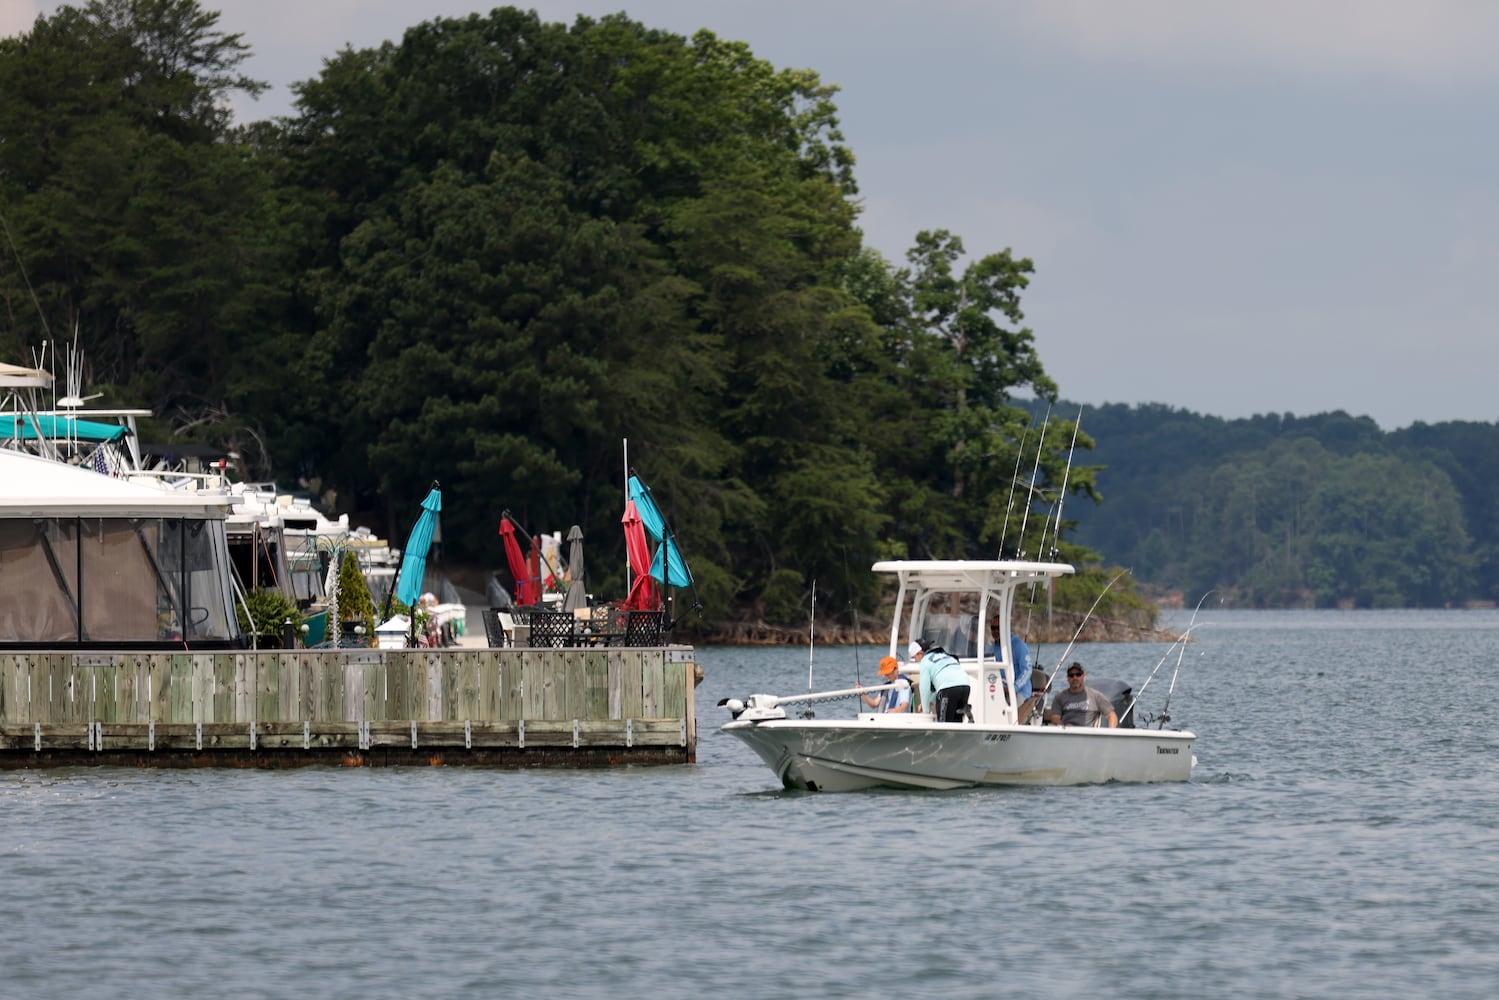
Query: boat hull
722 717 1195 792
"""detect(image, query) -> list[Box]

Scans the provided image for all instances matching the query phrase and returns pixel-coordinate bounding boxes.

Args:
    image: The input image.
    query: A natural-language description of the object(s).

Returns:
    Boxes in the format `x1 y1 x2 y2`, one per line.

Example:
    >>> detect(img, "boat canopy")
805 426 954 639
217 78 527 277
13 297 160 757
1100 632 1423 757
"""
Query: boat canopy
0 412 129 443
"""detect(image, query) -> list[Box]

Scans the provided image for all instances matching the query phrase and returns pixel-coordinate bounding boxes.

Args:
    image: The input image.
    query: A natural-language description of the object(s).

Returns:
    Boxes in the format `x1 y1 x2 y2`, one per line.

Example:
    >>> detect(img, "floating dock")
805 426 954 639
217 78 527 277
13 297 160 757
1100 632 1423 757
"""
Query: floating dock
0 646 697 768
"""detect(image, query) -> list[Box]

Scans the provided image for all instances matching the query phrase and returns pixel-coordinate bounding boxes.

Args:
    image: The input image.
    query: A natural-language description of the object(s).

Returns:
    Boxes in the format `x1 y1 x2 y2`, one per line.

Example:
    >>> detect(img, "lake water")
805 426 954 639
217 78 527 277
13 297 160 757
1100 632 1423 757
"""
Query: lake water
4 610 1497 999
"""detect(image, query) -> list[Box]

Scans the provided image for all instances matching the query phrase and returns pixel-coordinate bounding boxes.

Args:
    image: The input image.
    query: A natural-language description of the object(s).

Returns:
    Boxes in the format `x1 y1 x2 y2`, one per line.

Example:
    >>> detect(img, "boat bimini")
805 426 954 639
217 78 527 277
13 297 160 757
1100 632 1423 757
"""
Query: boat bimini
720 559 1195 791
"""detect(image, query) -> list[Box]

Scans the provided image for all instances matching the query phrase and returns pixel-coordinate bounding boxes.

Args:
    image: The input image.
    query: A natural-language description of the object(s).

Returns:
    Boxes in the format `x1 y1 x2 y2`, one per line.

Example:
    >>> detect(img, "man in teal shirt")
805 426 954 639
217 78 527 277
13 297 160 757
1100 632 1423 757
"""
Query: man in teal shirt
911 640 971 723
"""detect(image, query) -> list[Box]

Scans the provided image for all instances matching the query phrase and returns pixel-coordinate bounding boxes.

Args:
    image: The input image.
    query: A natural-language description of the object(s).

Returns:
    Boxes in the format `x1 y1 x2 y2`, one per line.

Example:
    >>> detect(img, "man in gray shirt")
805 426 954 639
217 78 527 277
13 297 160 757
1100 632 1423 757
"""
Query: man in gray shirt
1045 662 1118 728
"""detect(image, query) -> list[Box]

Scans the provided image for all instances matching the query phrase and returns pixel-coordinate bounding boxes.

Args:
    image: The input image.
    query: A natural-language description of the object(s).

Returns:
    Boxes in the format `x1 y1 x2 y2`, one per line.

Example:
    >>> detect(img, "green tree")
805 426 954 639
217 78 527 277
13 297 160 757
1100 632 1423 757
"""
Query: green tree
0 0 288 473
336 551 377 639
840 231 1094 567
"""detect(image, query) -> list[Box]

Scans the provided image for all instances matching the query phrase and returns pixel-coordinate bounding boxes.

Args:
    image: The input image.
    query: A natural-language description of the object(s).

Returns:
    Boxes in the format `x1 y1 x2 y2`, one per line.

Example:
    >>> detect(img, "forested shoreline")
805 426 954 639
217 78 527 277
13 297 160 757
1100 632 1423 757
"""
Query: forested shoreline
1062 403 1499 609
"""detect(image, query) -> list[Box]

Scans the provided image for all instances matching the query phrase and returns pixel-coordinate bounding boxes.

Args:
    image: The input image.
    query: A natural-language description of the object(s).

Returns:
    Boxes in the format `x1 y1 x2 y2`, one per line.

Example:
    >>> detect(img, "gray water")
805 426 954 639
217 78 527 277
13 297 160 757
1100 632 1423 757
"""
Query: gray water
4 610 1497 999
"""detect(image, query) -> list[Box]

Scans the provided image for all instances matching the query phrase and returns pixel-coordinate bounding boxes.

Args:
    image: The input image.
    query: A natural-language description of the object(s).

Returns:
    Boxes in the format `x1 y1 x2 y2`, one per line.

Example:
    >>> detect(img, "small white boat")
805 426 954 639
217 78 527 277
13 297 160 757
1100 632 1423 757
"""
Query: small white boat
721 559 1196 791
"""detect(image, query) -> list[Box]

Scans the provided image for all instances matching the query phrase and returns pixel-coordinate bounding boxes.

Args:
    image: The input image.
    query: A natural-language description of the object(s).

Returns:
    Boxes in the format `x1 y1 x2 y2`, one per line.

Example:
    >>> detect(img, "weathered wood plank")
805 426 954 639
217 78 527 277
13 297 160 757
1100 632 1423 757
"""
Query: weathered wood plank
563 650 587 721
170 654 193 723
613 649 644 720
234 653 254 723
662 657 686 732
387 653 414 721
148 654 172 723
583 650 610 721
212 653 234 723
342 659 363 722
642 650 665 718
521 651 549 719
502 653 523 721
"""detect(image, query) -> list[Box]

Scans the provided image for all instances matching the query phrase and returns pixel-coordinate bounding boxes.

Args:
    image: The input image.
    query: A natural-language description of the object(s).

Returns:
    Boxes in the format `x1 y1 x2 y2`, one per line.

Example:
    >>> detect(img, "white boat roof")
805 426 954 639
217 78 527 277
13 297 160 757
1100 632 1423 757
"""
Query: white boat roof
0 448 231 516
872 559 1075 589
0 362 53 388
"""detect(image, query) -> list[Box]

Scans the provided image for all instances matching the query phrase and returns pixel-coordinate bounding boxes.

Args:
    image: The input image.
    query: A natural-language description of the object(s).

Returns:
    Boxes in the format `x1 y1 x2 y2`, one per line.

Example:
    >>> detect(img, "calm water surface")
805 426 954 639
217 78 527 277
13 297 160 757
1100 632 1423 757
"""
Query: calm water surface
4 609 1498 999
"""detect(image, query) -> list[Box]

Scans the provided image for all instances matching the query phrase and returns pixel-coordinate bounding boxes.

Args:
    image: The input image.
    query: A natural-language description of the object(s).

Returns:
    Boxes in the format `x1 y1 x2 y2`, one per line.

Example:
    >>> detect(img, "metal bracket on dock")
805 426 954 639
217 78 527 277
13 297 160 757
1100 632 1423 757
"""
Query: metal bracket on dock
148 721 155 751
572 719 579 748
88 721 101 751
249 721 257 751
410 721 418 749
33 722 40 752
358 720 370 750
518 719 525 749
680 719 687 747
303 721 310 749
195 722 203 750
626 718 634 748
464 720 472 749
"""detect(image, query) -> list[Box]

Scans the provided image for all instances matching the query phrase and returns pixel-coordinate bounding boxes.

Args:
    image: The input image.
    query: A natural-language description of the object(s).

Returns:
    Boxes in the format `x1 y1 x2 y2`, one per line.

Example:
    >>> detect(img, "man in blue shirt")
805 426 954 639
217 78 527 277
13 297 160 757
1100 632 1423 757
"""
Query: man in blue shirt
988 616 1042 721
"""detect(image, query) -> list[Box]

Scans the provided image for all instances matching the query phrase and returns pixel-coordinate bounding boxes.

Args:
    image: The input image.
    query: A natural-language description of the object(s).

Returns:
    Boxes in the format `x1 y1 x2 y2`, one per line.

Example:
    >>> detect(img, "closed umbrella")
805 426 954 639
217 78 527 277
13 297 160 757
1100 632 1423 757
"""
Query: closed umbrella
498 516 539 605
649 536 693 587
622 499 656 611
628 475 692 587
396 484 442 609
562 524 587 611
627 475 667 541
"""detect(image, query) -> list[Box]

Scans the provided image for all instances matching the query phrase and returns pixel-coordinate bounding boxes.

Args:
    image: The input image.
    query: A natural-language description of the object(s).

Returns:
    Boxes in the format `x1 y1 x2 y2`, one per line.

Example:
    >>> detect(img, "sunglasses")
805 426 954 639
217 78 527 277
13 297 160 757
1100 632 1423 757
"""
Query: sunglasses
1066 670 1083 678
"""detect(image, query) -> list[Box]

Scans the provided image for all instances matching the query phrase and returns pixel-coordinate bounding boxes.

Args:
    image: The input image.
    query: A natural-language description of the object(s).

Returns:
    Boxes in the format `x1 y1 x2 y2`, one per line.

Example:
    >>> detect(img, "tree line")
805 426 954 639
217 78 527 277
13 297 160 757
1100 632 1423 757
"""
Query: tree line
1 1 1122 633
1066 404 1497 608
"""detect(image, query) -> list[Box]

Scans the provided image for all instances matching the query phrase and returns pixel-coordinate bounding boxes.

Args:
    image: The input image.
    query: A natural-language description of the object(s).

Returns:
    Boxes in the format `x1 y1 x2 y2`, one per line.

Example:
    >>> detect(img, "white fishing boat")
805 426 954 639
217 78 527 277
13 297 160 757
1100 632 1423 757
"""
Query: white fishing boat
720 559 1196 791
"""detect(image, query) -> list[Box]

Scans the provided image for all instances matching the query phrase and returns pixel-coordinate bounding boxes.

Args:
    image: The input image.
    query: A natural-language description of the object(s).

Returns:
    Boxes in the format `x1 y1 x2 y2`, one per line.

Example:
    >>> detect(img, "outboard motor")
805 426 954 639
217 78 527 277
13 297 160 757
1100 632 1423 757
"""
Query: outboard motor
718 694 786 722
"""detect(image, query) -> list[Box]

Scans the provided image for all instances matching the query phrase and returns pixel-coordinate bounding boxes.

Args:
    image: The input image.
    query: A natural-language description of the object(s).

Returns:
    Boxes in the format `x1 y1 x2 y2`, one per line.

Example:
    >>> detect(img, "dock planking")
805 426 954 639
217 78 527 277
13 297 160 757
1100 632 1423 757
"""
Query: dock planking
0 646 697 769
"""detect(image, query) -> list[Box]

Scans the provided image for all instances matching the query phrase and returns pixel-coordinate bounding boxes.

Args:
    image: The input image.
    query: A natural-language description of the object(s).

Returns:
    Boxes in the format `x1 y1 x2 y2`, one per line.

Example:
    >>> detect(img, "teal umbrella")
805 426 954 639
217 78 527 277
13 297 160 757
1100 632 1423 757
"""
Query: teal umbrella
628 474 692 586
396 484 442 607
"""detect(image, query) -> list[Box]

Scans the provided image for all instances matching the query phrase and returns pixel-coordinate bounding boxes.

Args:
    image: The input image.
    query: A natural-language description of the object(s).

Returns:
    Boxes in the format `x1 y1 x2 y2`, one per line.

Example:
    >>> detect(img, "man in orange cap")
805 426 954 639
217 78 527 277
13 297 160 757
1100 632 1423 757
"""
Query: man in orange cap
857 655 911 713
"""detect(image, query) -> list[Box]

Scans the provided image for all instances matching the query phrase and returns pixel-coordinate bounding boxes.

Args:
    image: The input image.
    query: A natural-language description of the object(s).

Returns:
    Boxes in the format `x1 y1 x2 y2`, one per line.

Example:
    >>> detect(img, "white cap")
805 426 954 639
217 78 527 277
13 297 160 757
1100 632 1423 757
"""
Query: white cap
908 640 923 659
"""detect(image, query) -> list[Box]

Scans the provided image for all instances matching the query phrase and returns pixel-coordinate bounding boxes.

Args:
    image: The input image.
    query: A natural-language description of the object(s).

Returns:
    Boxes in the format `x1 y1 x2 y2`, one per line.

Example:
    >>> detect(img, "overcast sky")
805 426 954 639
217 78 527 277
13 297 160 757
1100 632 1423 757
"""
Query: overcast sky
7 1 1498 430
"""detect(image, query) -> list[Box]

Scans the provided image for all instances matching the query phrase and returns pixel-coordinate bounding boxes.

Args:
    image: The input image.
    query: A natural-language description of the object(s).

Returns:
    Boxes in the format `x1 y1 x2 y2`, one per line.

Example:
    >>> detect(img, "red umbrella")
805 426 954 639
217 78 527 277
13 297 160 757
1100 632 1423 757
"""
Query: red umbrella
622 499 657 610
498 517 540 605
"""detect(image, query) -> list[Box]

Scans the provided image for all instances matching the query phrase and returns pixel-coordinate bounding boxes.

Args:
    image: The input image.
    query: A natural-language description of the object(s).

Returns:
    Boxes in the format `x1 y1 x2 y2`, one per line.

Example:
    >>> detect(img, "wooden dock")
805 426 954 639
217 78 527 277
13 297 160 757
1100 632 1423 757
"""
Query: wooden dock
0 647 697 769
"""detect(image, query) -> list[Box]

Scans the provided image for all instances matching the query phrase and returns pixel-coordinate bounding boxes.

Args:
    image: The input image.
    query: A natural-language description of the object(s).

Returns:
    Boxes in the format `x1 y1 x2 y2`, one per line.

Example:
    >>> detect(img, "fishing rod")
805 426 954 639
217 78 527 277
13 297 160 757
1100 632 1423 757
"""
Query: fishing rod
1121 619 1203 726
1015 407 1051 559
807 579 817 694
841 546 861 686
999 426 1028 558
1042 409 1083 562
1124 591 1212 728
1159 631 1191 729
1037 568 1126 703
